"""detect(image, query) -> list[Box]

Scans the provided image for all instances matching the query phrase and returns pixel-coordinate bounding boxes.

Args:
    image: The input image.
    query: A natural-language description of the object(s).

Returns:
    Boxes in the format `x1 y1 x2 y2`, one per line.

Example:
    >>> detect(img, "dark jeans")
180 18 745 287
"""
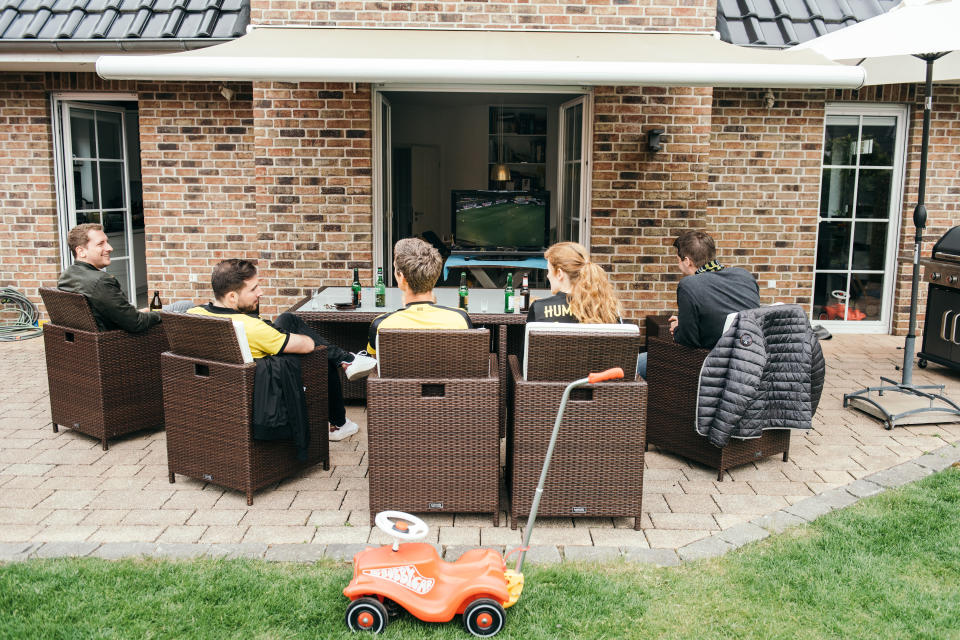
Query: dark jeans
272 312 354 427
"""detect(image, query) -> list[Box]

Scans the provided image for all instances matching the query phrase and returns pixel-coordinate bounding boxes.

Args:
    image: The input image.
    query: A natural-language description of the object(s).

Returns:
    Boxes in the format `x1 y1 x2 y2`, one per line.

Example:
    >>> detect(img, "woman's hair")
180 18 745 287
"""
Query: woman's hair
544 242 621 324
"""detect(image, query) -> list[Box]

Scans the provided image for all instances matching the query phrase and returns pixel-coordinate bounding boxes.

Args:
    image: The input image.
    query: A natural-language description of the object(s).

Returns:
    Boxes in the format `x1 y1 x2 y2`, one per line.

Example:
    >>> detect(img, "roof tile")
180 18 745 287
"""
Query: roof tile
0 0 243 40
717 0 900 47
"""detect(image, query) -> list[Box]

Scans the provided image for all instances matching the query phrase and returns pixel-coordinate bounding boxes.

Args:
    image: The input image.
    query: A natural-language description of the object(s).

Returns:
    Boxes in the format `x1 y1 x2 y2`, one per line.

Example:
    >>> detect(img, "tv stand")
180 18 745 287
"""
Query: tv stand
443 253 548 288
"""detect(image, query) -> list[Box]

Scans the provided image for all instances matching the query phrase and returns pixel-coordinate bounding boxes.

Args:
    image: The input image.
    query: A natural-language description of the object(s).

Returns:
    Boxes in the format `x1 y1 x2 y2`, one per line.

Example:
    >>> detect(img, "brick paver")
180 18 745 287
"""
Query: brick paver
2 335 960 563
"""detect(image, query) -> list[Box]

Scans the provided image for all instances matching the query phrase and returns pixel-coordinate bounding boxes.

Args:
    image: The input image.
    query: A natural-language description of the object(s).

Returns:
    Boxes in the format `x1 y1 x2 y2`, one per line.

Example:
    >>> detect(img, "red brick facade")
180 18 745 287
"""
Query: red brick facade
0 73 59 315
137 81 258 304
1 0 957 335
252 1 717 32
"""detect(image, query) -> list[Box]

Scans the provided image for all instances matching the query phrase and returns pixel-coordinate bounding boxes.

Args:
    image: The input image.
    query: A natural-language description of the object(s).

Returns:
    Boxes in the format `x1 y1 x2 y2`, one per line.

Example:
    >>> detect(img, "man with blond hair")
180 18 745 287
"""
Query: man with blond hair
58 223 161 333
364 237 472 355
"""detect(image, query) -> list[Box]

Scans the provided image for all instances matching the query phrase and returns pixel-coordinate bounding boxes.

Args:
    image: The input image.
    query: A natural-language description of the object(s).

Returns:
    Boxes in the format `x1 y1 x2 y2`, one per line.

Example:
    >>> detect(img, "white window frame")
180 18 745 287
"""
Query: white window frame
813 102 909 334
370 84 592 273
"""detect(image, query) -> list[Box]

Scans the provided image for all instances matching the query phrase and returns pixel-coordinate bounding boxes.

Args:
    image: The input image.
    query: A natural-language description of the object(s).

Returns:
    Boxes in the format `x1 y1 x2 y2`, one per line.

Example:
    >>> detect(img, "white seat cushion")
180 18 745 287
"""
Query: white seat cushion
231 320 255 364
523 322 639 380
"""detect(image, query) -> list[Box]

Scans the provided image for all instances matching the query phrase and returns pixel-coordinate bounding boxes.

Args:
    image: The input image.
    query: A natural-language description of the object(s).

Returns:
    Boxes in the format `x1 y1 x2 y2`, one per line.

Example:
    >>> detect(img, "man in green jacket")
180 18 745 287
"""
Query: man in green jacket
57 223 160 333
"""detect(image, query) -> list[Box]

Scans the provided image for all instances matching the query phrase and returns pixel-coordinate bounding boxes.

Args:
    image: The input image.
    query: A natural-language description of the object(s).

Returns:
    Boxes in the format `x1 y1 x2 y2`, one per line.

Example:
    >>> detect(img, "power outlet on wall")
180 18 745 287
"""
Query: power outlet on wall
767 280 777 289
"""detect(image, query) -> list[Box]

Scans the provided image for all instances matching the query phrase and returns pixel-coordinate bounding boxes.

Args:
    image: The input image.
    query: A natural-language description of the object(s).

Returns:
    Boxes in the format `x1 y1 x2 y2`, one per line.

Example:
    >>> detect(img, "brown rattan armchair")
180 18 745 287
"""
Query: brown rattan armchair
159 312 329 505
508 325 647 530
366 329 500 526
39 287 168 450
644 316 790 481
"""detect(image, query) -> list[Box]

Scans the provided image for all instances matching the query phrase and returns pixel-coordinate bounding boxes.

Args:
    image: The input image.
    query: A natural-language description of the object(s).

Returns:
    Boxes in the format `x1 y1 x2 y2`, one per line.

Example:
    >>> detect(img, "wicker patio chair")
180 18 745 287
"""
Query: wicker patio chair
645 323 791 481
159 312 329 505
507 324 647 530
39 287 168 450
366 328 500 526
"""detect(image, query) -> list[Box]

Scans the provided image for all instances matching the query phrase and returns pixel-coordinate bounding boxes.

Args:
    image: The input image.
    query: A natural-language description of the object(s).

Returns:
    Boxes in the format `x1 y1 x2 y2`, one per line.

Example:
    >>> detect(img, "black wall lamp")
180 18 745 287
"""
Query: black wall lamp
647 128 665 153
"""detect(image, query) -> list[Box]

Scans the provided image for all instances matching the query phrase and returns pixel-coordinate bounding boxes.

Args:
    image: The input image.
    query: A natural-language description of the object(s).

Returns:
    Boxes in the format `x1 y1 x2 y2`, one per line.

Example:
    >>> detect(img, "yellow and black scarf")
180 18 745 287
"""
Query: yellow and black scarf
695 260 725 275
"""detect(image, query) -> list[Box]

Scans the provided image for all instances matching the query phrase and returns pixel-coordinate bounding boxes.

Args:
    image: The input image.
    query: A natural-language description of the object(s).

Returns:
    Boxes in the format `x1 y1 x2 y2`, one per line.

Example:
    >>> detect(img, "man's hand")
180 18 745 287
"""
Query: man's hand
669 315 678 335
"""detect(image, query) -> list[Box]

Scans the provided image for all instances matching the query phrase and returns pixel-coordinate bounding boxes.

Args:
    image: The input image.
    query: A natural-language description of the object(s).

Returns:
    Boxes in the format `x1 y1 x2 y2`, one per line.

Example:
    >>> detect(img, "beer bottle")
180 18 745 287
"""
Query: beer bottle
149 290 163 311
351 267 362 307
375 267 386 307
504 273 515 313
458 271 469 310
519 274 530 313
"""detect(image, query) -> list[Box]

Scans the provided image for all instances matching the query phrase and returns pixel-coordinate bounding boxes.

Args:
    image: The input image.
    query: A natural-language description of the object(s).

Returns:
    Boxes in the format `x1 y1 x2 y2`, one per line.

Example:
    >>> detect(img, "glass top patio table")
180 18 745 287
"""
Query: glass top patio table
291 286 551 322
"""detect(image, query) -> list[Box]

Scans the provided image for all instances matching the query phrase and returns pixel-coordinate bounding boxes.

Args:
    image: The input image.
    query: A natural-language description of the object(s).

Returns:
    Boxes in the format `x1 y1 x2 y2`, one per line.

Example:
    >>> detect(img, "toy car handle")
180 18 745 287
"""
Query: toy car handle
375 511 429 544
588 367 624 384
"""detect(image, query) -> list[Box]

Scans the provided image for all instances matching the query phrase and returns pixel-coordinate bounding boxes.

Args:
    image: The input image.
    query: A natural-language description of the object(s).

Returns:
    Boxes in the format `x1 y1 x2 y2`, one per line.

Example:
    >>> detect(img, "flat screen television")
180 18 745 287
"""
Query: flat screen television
451 190 549 251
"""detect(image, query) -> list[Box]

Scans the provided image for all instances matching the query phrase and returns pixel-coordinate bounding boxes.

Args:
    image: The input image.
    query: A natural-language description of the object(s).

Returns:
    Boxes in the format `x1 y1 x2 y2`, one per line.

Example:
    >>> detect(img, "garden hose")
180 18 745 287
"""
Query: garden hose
0 287 44 341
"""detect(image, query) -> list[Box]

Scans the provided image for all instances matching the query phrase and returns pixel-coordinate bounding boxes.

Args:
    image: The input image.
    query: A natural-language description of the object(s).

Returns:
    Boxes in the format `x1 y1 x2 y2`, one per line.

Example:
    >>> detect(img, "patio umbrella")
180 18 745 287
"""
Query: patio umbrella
793 0 960 427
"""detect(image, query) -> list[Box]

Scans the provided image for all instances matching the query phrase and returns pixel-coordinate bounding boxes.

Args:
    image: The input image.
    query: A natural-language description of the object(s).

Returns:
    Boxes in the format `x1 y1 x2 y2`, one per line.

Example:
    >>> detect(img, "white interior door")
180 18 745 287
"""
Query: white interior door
374 93 393 284
557 95 591 244
411 145 441 237
56 100 137 302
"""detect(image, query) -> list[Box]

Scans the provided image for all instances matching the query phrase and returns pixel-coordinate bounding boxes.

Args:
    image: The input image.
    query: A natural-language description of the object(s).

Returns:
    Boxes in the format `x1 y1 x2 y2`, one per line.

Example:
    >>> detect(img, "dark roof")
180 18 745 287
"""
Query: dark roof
0 0 249 42
716 0 900 47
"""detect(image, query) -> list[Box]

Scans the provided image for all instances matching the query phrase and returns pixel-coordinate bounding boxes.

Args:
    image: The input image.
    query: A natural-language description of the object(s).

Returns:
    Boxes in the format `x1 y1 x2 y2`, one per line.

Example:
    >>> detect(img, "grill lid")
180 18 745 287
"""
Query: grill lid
933 226 960 261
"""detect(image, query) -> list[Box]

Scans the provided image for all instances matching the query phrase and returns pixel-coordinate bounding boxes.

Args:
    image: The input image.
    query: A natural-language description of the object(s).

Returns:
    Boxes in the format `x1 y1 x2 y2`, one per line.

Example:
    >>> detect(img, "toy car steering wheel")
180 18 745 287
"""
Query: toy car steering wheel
831 289 849 302
375 511 429 548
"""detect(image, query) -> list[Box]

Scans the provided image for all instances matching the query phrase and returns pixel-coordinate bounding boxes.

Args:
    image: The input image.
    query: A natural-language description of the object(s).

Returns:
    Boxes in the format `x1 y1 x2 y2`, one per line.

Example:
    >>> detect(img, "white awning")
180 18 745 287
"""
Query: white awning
96 27 865 89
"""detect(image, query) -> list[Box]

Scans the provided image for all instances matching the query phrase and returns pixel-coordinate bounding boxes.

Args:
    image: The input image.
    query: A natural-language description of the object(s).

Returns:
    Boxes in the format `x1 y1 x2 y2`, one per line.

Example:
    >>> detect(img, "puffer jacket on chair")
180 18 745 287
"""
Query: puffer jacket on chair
696 304 825 447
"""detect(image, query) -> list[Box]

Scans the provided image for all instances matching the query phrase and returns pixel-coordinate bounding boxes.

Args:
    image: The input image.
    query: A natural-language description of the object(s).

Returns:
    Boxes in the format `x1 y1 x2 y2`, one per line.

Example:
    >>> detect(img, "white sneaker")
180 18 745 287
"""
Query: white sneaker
329 419 359 441
344 352 377 381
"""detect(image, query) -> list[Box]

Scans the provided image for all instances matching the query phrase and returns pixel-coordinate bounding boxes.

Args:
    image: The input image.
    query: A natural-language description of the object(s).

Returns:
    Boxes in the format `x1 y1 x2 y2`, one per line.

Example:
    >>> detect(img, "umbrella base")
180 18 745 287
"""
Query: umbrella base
844 376 960 430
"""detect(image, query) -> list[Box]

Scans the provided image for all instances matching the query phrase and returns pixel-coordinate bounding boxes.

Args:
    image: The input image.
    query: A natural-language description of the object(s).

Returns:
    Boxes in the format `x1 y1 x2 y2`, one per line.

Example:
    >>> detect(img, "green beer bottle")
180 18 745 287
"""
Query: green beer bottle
375 267 386 307
458 272 469 311
504 273 515 313
351 267 362 307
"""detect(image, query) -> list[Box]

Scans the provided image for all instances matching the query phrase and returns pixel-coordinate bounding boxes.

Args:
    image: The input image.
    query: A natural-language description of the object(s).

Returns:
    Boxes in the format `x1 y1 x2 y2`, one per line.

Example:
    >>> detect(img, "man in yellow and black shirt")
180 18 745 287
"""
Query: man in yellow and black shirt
188 259 375 441
365 238 472 355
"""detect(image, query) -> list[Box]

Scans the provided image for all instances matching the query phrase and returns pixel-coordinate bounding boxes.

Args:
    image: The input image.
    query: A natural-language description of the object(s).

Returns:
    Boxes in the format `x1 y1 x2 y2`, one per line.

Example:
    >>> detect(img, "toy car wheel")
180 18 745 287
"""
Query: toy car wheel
918 358 928 369
346 597 389 633
462 598 506 637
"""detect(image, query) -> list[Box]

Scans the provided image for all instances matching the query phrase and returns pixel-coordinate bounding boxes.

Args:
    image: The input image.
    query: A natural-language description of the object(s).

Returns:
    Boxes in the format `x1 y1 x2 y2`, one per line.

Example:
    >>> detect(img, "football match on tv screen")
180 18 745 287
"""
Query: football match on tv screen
452 191 549 250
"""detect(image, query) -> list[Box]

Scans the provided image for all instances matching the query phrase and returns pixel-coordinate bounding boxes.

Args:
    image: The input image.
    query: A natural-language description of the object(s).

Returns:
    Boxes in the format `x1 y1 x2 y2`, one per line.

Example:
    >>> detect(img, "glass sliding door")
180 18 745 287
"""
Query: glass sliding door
813 106 907 332
557 96 590 244
58 101 139 303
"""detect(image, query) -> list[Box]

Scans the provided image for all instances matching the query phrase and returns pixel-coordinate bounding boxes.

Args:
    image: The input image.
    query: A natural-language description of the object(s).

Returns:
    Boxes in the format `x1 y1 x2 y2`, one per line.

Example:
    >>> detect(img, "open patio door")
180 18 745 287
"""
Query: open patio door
373 93 393 283
557 95 591 244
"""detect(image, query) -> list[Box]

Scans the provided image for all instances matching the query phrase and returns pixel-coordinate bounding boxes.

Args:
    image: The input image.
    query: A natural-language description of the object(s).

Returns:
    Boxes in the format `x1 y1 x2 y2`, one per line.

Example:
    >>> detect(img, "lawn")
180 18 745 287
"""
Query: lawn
2 467 958 640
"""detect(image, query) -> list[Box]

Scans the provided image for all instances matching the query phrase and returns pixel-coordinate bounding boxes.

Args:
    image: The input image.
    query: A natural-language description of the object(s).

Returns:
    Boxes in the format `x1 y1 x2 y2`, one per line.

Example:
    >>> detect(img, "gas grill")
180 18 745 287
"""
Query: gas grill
918 227 960 371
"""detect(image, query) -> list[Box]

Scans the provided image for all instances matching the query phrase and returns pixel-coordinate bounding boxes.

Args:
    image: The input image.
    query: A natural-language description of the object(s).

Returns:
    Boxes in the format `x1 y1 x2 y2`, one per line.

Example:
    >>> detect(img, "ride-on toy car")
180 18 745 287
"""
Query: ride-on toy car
343 367 625 636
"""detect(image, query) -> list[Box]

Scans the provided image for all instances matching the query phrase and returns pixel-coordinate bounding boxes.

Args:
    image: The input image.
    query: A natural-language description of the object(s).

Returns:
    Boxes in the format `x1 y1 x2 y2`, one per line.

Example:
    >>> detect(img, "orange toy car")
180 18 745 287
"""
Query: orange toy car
819 289 866 321
343 368 625 636
344 511 523 636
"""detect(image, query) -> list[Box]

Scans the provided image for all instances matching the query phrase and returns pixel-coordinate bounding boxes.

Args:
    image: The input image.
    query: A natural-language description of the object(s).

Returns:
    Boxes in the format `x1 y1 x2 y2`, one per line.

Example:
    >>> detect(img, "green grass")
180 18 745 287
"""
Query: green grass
3 467 959 640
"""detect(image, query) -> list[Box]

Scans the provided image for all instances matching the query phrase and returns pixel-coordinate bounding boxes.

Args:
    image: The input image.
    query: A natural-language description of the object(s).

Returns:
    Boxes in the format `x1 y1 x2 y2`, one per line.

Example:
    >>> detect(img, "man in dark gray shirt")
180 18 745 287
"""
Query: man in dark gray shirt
57 223 160 333
638 230 760 377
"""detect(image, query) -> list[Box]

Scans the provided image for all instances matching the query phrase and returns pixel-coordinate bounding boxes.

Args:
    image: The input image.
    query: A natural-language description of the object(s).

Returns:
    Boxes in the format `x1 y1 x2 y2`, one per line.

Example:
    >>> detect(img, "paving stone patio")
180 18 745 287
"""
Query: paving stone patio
1 334 959 564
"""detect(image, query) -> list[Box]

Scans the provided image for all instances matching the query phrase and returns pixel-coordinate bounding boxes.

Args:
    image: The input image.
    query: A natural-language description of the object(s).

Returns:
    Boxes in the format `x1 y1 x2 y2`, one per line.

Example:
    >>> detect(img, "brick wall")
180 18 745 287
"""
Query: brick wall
252 82 372 316
707 88 826 311
137 81 257 304
880 83 960 335
0 73 257 317
709 84 960 336
0 73 59 320
253 0 717 32
590 85 714 322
